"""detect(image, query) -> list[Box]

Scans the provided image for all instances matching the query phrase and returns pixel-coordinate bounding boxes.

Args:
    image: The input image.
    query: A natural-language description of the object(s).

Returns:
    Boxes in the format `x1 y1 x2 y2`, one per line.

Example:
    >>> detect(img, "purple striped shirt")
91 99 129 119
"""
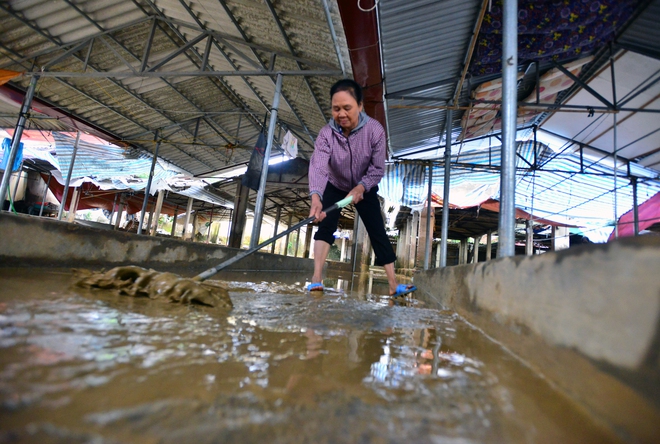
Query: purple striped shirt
309 113 386 199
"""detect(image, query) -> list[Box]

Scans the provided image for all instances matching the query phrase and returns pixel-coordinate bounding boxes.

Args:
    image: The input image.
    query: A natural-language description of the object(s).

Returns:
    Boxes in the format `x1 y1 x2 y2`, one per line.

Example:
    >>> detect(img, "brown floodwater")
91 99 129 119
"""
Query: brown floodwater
0 268 620 443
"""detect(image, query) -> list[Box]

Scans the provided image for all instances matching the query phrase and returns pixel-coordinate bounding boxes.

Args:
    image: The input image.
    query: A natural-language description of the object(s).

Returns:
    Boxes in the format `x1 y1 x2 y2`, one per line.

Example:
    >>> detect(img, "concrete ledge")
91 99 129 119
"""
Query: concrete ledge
0 212 314 276
413 236 660 443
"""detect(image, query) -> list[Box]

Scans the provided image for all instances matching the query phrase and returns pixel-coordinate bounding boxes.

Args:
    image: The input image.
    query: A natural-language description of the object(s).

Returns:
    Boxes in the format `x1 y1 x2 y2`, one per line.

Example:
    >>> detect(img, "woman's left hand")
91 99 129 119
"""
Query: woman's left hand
348 184 366 205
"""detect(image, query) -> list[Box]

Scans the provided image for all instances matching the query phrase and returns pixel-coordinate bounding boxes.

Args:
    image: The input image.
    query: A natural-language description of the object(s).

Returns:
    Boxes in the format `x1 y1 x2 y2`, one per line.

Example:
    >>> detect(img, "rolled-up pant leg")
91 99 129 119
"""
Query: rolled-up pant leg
313 182 346 246
355 186 396 266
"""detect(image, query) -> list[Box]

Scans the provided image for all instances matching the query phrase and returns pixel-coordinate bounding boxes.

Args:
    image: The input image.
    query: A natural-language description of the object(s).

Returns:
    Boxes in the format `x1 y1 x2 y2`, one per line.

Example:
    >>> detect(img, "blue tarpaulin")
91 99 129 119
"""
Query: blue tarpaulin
0 137 23 172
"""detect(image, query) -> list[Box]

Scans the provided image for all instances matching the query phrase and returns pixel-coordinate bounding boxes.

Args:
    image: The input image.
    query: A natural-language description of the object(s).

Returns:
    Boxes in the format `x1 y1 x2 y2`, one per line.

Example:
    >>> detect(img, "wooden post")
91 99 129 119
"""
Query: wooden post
486 230 492 260
150 190 165 236
66 187 80 223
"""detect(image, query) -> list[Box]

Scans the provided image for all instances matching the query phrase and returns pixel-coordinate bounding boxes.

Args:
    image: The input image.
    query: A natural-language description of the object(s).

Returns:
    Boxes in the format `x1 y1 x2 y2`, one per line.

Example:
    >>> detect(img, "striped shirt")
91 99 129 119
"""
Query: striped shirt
309 112 386 199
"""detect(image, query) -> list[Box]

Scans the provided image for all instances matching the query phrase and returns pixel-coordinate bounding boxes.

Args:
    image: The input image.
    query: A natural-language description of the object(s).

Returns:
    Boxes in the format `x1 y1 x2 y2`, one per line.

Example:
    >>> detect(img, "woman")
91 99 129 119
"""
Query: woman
307 78 416 297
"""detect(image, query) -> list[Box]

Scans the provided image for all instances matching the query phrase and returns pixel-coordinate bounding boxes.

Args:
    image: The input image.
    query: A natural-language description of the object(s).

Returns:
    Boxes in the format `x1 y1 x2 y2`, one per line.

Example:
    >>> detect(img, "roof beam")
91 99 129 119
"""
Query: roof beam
216 0 317 147
55 82 209 169
537 127 634 169
169 0 312 151
156 15 338 70
22 70 342 78
452 0 489 106
1 4 219 169
0 4 152 69
173 0 286 153
263 0 326 121
54 11 238 165
320 0 347 78
146 32 208 72
550 59 615 109
132 1 266 141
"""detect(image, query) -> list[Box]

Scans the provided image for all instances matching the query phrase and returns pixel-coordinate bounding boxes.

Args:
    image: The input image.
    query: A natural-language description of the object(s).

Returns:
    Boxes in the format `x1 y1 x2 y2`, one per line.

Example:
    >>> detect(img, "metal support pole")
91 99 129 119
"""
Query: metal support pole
0 75 38 207
351 215 360 277
57 131 81 220
632 177 639 235
612 117 619 239
251 73 283 249
284 212 293 256
38 172 51 217
440 109 452 267
138 134 161 235
321 0 347 78
611 46 619 240
498 0 518 257
182 197 194 239
226 209 232 245
533 125 538 169
424 163 433 270
271 205 281 254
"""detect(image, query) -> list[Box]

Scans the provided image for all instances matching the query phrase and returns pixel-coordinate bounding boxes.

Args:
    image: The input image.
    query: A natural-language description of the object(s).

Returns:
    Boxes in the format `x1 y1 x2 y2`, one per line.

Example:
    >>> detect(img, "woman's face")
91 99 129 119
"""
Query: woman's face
332 90 363 133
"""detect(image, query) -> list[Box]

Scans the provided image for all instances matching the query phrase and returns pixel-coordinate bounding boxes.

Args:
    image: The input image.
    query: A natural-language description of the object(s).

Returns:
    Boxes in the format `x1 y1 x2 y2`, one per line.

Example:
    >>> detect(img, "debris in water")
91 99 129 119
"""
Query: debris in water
73 266 232 309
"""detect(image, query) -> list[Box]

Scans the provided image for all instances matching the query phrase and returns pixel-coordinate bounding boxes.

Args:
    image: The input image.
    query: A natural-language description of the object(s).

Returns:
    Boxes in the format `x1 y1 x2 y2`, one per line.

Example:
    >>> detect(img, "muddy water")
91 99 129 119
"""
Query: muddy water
0 268 619 443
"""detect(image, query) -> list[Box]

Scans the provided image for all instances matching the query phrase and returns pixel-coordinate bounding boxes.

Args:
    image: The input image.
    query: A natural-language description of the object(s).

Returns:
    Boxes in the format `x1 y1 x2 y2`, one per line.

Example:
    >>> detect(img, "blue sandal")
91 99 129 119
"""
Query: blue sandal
391 284 417 297
307 282 324 292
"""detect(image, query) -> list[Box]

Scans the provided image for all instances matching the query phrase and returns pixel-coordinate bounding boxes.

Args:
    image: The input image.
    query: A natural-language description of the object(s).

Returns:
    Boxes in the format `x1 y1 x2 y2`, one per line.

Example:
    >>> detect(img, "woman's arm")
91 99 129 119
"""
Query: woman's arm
357 123 386 193
308 128 332 220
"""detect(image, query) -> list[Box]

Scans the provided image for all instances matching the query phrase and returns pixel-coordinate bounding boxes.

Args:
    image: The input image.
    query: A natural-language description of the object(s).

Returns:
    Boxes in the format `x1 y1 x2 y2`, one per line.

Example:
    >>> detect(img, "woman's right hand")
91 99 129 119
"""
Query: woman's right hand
309 194 325 222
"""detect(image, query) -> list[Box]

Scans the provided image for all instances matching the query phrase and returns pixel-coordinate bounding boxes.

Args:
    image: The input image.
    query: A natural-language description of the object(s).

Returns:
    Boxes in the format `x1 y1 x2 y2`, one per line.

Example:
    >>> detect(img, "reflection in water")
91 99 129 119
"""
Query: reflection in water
0 269 619 444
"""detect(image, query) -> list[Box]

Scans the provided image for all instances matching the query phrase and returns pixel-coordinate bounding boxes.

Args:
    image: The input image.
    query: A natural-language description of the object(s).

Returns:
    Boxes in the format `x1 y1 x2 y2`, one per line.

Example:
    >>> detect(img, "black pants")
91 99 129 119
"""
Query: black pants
314 182 396 266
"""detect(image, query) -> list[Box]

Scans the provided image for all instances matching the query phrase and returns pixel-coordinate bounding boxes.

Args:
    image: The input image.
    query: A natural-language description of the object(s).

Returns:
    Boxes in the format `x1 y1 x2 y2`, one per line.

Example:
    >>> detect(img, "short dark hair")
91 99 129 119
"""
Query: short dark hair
330 79 363 104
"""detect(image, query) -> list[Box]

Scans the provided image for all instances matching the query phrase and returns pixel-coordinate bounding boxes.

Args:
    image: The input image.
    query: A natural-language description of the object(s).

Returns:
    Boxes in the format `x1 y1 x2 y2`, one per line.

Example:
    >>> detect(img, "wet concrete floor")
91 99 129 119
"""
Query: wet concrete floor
0 268 621 443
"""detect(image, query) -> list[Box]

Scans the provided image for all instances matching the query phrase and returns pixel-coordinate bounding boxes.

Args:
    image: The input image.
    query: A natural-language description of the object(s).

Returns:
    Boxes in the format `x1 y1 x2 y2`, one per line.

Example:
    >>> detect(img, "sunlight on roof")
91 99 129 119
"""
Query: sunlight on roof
205 153 291 181
531 131 574 153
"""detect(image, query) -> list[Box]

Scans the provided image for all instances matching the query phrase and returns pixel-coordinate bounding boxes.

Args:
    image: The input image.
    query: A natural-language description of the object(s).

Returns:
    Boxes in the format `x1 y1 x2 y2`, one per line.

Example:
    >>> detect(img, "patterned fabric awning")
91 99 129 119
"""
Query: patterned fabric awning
470 0 639 76
462 57 592 139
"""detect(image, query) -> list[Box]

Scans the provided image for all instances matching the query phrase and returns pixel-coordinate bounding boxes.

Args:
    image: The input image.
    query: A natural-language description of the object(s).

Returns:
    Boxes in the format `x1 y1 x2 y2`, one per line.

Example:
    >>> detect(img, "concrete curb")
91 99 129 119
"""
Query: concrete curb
413 236 660 443
0 212 315 276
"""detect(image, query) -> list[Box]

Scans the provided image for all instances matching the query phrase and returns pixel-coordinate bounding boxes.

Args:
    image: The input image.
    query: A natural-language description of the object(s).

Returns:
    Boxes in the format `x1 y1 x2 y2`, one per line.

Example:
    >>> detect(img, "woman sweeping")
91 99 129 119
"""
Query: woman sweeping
307 79 416 297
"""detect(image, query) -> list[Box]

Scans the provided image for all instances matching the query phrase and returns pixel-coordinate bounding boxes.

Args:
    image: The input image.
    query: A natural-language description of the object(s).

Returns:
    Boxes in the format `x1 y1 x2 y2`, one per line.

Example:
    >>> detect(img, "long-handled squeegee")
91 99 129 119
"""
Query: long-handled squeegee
192 195 353 282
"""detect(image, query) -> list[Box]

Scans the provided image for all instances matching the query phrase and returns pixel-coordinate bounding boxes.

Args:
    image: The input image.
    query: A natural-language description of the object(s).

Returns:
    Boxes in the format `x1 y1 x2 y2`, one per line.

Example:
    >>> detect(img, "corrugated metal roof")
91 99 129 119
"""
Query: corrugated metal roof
617 0 660 60
379 0 483 157
3 0 659 239
0 0 350 221
0 1 348 166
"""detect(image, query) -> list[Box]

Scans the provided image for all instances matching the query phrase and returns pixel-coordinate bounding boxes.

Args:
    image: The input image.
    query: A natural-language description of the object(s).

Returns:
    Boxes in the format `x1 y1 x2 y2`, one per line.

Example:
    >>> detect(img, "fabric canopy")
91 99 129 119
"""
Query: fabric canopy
609 191 660 240
0 69 21 86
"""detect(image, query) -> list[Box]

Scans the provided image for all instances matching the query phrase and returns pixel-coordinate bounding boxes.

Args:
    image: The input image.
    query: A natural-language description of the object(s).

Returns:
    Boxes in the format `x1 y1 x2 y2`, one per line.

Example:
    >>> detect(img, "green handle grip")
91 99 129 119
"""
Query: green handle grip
193 195 354 282
334 195 353 209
